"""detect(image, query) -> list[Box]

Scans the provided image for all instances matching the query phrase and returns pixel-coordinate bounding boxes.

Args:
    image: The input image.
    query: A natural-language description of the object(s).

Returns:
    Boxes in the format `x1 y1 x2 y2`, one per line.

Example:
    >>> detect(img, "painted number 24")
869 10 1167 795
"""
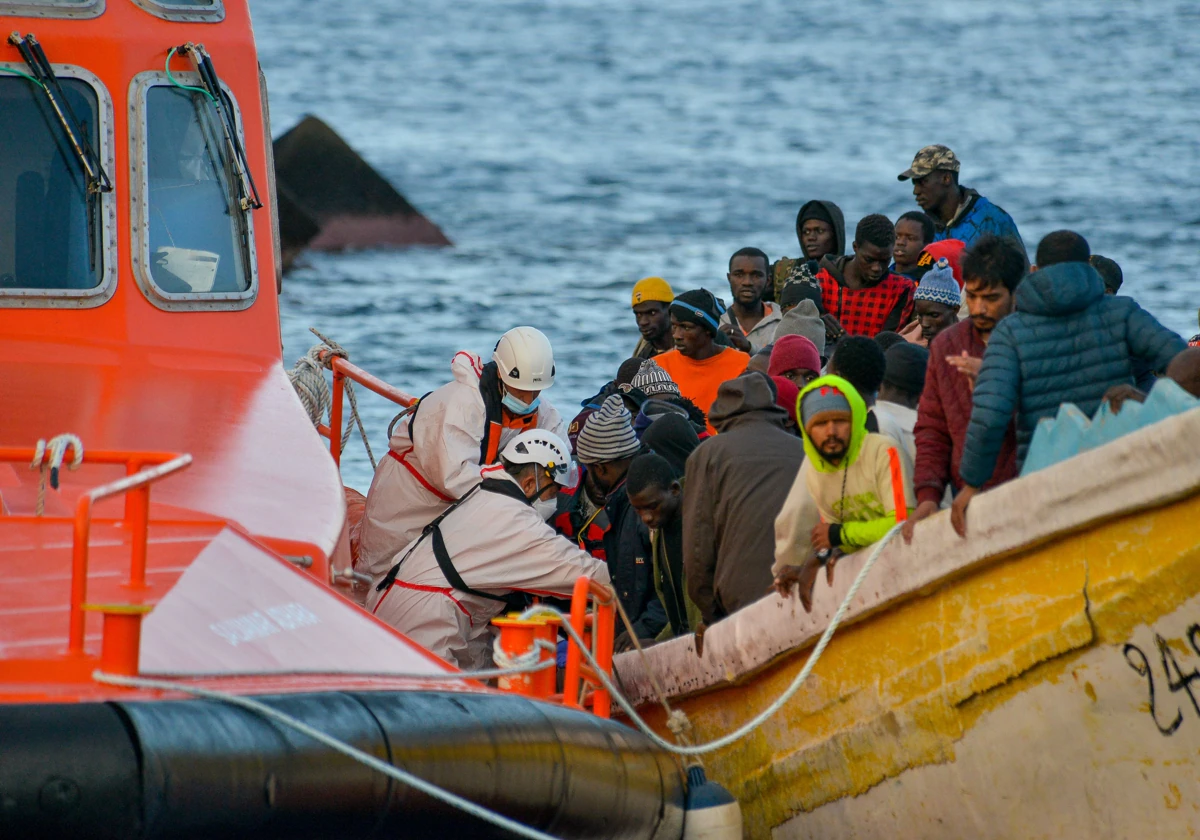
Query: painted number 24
1124 624 1200 736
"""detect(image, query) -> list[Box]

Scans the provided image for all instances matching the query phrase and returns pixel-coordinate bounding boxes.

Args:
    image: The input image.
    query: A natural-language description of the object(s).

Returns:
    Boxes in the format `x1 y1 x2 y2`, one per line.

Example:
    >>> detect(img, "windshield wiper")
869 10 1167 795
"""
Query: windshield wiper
8 33 112 198
175 42 262 213
9 32 111 271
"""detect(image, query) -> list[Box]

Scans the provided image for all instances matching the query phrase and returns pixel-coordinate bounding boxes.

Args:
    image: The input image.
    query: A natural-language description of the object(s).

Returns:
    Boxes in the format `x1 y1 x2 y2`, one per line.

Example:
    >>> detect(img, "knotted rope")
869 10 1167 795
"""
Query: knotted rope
287 328 376 469
30 433 84 516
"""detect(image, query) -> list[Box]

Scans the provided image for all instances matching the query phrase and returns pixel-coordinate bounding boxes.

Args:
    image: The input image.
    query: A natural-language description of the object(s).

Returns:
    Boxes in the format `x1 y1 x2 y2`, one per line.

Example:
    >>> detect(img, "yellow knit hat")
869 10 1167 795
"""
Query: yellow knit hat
631 276 674 307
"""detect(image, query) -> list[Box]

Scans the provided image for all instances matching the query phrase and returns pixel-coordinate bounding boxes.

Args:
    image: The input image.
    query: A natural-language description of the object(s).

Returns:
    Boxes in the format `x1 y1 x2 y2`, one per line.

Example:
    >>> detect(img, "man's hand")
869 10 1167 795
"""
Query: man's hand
946 351 982 392
902 500 939 544
811 522 834 553
613 630 655 654
773 561 821 613
950 485 978 538
821 314 846 343
719 324 752 353
898 319 928 347
1102 383 1146 414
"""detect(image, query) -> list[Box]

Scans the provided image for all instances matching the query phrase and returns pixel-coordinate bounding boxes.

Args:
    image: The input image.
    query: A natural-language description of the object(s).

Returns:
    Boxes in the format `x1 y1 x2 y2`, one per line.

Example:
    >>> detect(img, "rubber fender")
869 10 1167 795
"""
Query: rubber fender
357 691 685 839
122 691 390 839
0 692 685 840
0 702 141 840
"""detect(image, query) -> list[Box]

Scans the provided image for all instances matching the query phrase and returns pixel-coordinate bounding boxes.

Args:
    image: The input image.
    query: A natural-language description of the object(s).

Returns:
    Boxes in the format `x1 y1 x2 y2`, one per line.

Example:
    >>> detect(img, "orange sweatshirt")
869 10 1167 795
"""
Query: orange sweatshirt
655 347 751 434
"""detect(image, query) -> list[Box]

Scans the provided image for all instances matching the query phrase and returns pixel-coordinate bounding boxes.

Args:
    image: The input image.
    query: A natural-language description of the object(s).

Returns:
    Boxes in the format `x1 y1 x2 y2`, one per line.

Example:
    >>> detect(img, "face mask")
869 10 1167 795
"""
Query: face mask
502 391 540 416
526 472 558 520
533 497 558 521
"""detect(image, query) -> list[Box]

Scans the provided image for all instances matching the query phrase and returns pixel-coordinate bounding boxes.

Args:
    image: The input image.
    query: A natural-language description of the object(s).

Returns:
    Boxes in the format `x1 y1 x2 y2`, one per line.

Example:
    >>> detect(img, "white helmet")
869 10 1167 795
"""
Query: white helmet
500 429 578 489
493 327 555 390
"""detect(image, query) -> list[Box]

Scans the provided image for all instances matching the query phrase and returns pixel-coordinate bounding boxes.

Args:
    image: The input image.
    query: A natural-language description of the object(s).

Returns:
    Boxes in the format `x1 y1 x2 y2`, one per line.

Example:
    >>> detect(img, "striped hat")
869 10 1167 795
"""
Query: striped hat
631 359 680 398
913 258 961 308
575 394 642 465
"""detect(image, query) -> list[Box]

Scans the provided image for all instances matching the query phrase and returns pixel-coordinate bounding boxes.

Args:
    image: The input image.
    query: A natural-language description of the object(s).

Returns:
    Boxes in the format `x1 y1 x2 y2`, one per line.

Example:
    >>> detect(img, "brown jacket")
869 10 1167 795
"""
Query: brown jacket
683 374 805 624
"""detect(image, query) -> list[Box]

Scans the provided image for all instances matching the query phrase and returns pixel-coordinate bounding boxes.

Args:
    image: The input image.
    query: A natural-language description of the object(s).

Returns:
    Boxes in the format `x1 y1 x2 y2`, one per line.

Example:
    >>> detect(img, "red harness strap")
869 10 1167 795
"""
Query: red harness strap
387 448 455 503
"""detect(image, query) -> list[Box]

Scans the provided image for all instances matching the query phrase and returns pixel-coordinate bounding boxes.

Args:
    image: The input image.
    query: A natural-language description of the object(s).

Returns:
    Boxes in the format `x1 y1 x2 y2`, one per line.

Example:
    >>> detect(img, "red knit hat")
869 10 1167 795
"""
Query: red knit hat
920 239 966 288
771 376 800 427
768 334 822 378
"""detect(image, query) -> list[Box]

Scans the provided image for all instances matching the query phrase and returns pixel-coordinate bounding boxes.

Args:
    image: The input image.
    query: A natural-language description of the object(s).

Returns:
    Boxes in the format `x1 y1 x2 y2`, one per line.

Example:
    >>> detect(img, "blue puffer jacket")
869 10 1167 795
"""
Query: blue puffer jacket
934 188 1024 252
959 262 1185 487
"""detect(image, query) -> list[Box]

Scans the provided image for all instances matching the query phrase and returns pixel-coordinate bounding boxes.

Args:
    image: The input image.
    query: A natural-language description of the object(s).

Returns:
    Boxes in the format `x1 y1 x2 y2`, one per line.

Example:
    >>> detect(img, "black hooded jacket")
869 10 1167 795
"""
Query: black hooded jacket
772 200 847 302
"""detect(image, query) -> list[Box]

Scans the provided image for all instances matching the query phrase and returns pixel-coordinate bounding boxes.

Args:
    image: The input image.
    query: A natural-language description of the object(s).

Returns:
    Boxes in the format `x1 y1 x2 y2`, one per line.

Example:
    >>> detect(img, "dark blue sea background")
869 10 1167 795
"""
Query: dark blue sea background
253 0 1200 490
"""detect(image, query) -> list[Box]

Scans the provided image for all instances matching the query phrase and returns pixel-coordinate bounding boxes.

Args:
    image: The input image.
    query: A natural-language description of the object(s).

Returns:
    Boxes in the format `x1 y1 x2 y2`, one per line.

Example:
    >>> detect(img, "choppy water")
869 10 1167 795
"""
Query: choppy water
254 0 1200 490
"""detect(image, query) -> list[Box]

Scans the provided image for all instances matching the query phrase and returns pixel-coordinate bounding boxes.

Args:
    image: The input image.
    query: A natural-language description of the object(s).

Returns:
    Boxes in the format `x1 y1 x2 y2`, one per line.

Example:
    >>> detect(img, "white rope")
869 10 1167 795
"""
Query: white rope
492 638 557 672
29 433 84 516
92 671 561 840
522 524 901 757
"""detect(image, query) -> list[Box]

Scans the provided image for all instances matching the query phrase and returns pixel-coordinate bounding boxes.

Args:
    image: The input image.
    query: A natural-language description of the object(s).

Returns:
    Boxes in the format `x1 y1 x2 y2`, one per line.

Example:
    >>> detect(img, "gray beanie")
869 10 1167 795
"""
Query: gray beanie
631 359 680 398
773 299 827 358
576 394 642 465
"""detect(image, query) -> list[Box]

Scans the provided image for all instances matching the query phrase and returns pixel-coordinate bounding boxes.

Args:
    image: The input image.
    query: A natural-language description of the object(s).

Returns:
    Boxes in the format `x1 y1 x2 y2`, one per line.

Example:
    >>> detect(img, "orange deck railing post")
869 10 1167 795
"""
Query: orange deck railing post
561 576 616 718
59 453 192 657
67 495 94 655
329 369 345 466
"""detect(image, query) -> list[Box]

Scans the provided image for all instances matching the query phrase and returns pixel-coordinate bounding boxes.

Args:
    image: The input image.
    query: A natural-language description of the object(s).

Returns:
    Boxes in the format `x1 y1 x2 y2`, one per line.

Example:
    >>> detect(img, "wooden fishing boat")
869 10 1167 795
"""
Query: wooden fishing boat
0 3 683 837
614 402 1200 838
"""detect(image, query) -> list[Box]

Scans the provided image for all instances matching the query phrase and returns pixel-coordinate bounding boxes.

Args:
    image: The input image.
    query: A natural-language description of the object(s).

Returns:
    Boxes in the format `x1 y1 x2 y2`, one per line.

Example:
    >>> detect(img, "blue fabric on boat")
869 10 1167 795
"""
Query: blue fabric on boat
959 261 1186 487
1021 379 1199 476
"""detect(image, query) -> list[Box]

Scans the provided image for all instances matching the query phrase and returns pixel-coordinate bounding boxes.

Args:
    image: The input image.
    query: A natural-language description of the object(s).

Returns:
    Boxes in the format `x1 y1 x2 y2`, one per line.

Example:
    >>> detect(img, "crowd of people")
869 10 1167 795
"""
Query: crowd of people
356 144 1200 669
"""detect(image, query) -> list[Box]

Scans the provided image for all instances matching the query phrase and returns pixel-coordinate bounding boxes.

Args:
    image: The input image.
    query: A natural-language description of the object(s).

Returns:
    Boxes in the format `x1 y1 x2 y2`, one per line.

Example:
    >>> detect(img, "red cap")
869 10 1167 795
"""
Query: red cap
921 239 966 288
771 376 801 426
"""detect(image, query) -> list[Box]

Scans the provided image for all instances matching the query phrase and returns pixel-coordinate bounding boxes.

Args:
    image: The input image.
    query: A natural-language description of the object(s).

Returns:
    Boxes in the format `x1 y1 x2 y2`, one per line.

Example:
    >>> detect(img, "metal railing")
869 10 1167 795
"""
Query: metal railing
0 447 192 655
314 351 417 467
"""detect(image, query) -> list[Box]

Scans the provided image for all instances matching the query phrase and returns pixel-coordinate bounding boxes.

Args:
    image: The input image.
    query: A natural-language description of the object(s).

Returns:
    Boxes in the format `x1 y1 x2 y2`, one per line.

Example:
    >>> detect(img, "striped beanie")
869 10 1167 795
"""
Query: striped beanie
913 258 961 308
631 359 680 398
575 394 642 465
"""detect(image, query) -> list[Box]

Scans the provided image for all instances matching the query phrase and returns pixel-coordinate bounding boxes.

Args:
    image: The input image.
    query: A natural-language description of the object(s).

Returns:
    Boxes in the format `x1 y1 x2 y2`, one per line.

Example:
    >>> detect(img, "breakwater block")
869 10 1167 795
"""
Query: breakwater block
273 115 451 267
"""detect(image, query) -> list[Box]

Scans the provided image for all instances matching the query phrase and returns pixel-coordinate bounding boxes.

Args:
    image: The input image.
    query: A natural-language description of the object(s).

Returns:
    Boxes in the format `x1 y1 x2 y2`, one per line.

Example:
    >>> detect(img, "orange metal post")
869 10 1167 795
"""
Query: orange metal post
561 577 616 717
329 369 344 466
126 484 150 590
68 496 94 655
91 605 152 676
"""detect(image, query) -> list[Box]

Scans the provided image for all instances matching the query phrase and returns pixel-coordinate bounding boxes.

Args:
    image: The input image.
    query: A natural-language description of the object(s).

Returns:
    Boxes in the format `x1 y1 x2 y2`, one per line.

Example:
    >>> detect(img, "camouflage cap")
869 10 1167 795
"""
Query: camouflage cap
898 145 961 181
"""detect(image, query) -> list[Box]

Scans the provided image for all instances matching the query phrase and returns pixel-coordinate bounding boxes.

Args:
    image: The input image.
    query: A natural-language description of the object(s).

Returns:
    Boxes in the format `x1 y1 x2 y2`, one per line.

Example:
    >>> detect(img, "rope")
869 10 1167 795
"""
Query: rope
492 638 557 672
610 593 701 767
92 671 561 840
29 433 84 516
522 523 901 757
287 328 376 470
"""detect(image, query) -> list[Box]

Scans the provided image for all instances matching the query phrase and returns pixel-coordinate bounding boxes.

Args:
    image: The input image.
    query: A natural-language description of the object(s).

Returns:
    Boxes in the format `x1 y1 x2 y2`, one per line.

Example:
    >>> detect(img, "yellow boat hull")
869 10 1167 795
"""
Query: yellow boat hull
616 409 1200 838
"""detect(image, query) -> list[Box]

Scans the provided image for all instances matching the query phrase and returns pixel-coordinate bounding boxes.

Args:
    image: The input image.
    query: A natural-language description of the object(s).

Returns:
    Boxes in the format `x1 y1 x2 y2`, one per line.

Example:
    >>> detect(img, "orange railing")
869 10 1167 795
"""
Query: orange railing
561 576 616 719
0 447 192 655
315 351 417 467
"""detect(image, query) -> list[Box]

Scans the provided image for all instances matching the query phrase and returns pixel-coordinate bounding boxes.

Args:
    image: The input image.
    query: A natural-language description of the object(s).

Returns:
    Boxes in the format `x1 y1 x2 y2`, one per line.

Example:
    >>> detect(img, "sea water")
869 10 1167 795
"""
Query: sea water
253 0 1200 491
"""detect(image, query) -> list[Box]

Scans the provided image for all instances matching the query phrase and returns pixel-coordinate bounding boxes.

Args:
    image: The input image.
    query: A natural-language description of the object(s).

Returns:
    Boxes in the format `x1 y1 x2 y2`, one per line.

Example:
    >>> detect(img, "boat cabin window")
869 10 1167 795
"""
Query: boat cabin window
0 0 105 20
0 68 115 306
130 0 223 23
131 73 257 310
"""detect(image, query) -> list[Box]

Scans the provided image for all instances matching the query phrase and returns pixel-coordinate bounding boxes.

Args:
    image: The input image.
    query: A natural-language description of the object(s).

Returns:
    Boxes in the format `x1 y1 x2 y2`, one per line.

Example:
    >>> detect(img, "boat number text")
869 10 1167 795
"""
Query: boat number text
1123 623 1200 736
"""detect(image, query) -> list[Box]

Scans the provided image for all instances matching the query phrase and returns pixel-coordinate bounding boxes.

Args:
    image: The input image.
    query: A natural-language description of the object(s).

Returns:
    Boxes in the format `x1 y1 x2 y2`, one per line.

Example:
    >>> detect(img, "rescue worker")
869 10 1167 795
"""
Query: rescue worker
358 327 569 579
367 430 609 670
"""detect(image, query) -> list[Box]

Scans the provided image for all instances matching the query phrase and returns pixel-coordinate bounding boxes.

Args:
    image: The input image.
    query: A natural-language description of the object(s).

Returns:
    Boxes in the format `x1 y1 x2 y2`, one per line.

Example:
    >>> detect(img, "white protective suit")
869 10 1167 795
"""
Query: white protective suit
366 467 610 670
358 350 568 580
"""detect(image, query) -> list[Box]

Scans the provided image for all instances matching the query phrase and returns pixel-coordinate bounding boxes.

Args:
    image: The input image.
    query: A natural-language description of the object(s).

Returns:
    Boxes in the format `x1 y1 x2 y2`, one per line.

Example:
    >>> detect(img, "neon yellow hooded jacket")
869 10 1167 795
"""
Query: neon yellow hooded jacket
773 375 915 574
